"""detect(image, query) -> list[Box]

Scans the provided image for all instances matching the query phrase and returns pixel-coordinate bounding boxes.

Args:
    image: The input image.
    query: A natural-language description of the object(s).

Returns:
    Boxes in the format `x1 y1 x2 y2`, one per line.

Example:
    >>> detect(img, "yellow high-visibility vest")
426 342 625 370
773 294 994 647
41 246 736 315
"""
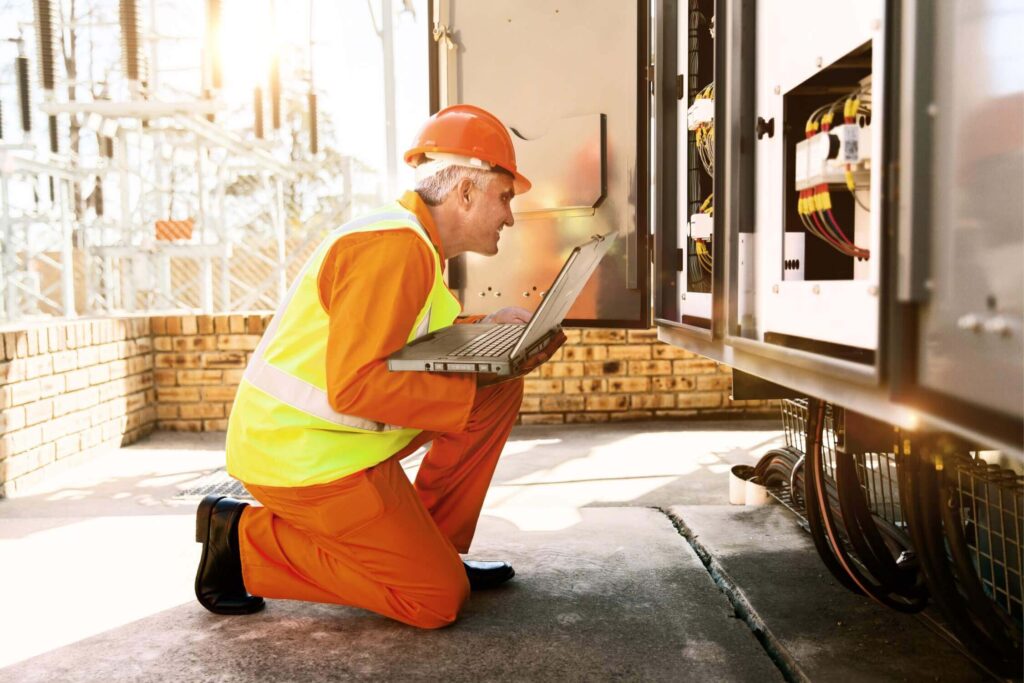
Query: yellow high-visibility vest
225 202 462 487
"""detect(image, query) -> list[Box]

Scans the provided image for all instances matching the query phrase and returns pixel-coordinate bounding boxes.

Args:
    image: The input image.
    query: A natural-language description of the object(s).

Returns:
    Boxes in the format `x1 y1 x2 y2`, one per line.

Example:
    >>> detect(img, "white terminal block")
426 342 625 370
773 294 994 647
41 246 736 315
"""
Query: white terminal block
687 98 715 131
689 212 713 240
794 125 872 191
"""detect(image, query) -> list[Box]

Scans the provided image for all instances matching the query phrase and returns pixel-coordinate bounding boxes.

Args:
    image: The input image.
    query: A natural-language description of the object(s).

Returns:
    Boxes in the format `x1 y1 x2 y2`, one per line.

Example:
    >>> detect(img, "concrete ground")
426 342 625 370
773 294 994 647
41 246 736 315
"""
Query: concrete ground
0 420 990 682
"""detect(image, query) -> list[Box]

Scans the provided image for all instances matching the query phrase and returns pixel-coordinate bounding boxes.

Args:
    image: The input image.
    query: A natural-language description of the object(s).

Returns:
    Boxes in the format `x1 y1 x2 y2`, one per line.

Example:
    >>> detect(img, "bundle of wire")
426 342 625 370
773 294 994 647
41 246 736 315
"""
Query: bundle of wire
695 238 713 274
797 85 872 260
694 82 715 179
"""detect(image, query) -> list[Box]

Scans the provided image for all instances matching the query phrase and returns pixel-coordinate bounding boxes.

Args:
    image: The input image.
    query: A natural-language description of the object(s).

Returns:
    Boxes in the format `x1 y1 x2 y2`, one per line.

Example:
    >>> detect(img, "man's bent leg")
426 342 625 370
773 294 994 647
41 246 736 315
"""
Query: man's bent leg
414 378 524 552
237 456 470 629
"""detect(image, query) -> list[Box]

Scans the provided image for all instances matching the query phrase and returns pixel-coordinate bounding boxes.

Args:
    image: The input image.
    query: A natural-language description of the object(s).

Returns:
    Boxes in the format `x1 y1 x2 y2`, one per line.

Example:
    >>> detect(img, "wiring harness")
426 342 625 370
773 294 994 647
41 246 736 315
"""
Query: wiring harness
797 86 872 260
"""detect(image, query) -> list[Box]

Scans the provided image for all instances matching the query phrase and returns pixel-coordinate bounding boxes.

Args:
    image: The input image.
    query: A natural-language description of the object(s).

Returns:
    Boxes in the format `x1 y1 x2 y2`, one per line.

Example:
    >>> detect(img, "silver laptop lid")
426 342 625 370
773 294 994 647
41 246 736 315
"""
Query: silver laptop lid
510 231 618 358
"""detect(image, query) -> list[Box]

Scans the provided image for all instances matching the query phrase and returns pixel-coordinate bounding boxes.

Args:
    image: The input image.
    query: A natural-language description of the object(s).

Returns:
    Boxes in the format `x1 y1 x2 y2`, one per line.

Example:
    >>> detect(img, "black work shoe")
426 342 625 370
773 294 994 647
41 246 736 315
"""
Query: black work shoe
464 560 515 590
195 494 265 615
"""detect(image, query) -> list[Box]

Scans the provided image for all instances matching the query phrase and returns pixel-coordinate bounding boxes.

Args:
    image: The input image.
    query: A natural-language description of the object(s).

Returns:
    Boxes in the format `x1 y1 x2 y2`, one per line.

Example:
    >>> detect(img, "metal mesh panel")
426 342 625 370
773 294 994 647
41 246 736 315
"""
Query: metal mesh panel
954 456 1024 622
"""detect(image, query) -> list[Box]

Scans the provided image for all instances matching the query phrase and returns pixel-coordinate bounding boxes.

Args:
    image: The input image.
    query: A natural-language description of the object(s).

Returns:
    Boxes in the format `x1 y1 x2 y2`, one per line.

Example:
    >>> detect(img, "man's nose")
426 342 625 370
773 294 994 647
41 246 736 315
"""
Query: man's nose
504 207 515 227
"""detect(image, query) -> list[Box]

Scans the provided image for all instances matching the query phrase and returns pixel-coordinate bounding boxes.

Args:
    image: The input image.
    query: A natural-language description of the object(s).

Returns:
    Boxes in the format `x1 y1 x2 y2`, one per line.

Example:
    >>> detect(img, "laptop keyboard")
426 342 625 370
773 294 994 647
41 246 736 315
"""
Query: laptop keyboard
451 324 524 358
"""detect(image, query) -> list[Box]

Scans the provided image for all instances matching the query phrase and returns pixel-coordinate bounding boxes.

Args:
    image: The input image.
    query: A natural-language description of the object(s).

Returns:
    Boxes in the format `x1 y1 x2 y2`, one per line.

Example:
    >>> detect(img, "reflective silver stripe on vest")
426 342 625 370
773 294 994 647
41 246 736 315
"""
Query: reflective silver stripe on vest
243 208 429 432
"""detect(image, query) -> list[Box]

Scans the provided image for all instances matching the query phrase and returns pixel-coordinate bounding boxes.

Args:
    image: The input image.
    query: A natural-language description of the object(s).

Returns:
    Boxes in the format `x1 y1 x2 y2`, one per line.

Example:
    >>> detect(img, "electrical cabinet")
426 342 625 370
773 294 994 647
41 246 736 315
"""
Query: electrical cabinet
653 0 1022 457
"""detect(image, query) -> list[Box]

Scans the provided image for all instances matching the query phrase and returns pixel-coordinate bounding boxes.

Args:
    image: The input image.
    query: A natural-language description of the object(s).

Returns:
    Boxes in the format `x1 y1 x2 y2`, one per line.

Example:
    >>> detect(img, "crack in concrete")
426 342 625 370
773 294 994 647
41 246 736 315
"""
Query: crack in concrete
655 506 809 683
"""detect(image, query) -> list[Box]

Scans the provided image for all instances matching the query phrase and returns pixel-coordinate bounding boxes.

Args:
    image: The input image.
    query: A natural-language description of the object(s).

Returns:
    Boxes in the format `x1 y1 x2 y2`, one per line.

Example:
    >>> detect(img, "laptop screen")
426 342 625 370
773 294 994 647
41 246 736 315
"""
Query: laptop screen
510 231 617 358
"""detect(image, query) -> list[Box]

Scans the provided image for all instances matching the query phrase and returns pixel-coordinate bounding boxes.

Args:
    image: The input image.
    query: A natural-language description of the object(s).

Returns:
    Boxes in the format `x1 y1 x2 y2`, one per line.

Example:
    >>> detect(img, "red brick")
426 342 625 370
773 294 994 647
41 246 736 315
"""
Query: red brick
518 397 541 413
177 370 224 386
563 378 607 394
631 394 675 409
582 329 626 344
540 395 584 412
216 335 261 351
607 377 650 393
520 414 565 425
584 360 627 376
651 377 696 392
673 359 720 374
675 392 722 409
180 403 225 419
585 395 629 411
627 329 659 343
173 336 218 351
628 360 672 376
524 379 562 395
214 317 231 334
610 410 654 421
202 386 239 402
652 345 695 360
696 375 732 391
157 387 201 403
607 345 651 360
181 316 199 335
561 346 608 361
566 413 610 424
201 352 245 368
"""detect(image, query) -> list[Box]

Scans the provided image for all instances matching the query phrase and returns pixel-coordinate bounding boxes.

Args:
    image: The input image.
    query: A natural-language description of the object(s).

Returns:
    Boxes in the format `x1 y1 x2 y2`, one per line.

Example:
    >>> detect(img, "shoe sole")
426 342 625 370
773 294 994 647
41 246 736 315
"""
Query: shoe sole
194 495 265 615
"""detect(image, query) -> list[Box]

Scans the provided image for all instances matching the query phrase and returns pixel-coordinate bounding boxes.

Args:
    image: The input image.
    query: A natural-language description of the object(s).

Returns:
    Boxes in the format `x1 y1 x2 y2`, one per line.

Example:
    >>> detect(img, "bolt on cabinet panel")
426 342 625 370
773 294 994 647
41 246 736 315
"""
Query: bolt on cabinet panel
430 0 649 326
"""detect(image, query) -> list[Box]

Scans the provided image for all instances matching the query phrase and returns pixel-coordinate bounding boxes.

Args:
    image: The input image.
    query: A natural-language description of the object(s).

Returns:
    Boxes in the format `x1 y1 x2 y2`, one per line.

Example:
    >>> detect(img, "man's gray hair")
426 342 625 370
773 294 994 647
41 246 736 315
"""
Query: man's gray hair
415 165 495 206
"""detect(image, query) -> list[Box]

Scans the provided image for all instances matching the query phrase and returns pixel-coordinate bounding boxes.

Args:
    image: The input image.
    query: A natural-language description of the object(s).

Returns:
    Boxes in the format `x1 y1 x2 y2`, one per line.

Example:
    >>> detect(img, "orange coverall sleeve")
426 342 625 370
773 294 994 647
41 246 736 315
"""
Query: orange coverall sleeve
318 228 477 433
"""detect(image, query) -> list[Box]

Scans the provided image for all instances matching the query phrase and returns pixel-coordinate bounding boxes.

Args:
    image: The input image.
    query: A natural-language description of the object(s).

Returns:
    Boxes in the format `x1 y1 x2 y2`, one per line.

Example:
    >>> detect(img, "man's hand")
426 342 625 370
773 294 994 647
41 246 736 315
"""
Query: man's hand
482 307 532 324
477 329 567 386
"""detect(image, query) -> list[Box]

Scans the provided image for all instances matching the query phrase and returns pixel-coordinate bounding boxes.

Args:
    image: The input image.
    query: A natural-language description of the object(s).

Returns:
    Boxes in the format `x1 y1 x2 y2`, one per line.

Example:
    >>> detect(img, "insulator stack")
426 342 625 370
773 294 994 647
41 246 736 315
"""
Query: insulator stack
119 0 142 82
48 114 58 153
94 178 104 216
254 87 264 139
269 56 281 129
16 56 31 131
33 0 58 92
308 92 318 154
205 0 223 89
203 88 215 123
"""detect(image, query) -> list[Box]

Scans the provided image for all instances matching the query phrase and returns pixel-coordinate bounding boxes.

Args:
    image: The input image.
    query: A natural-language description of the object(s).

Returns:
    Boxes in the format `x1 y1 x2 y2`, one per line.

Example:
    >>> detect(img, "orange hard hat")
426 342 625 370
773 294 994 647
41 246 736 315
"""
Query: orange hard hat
404 104 532 194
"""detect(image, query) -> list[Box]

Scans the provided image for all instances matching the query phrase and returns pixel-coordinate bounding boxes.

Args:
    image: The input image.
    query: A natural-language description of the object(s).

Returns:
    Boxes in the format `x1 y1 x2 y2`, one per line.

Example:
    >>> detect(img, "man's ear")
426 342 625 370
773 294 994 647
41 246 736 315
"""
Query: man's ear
457 177 475 209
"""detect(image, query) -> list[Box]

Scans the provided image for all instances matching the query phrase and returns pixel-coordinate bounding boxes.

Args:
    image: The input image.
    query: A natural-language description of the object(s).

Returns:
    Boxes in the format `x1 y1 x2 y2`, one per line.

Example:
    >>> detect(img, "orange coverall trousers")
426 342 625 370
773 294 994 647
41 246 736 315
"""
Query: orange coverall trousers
236 378 524 629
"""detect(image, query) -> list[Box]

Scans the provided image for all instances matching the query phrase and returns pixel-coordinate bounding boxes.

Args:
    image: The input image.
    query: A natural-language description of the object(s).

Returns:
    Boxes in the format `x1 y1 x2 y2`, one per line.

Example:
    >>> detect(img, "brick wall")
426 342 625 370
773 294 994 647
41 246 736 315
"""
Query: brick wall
0 318 156 495
152 314 773 431
0 313 773 494
152 314 270 432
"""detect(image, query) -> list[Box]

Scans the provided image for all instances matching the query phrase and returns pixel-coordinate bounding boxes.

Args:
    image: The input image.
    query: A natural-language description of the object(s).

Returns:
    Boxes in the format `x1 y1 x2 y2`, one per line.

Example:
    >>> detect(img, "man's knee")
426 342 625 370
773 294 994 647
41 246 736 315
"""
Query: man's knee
406 571 470 629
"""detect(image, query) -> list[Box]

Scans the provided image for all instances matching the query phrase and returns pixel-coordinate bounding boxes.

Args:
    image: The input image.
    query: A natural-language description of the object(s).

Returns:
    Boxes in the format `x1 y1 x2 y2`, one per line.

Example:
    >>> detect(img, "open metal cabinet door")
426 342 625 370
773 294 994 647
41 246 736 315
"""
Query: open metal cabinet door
426 0 651 328
889 0 1024 455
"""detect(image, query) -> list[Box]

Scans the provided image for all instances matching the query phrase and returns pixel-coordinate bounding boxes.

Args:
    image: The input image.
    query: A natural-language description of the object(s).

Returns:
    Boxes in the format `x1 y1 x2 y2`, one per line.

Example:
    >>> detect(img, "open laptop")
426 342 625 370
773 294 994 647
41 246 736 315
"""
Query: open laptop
388 231 617 376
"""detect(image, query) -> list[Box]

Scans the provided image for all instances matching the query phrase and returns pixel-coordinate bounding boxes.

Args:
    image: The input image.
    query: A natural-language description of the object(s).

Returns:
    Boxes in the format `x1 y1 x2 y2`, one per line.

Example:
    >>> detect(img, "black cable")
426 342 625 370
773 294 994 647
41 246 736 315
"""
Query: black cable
803 399 862 594
834 448 928 605
899 438 1018 674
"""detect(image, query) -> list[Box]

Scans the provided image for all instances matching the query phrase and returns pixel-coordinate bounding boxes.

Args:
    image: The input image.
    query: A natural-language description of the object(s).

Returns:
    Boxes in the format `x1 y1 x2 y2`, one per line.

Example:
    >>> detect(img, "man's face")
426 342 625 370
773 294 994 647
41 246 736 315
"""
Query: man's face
464 172 515 256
